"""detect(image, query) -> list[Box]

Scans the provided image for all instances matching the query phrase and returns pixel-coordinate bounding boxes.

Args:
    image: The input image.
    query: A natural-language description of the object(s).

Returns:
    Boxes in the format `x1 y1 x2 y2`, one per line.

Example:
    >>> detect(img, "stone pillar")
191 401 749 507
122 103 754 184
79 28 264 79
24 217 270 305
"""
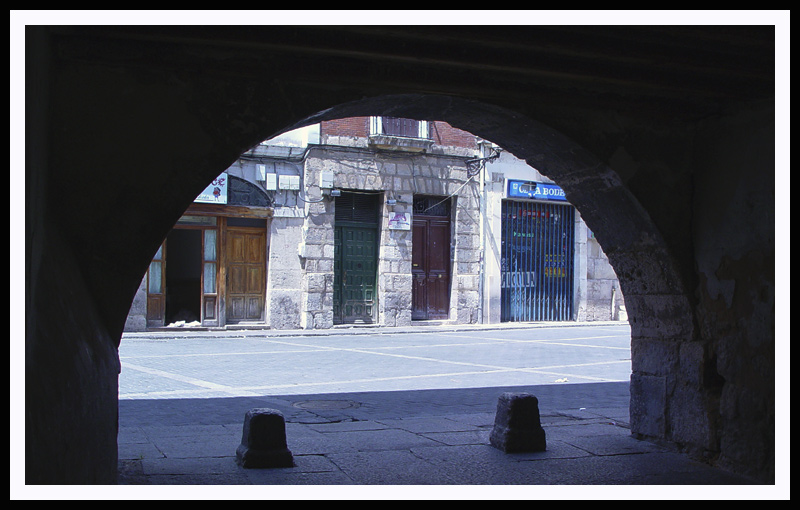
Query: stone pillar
236 409 294 468
490 393 547 453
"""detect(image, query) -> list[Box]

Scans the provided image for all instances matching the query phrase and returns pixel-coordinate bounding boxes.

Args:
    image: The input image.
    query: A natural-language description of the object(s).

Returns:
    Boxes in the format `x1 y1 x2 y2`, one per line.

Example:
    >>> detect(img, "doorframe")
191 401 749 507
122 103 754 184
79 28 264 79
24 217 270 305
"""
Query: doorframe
333 190 381 325
145 240 166 328
333 222 379 325
147 218 219 327
224 224 268 325
144 204 272 329
411 195 453 321
185 204 271 327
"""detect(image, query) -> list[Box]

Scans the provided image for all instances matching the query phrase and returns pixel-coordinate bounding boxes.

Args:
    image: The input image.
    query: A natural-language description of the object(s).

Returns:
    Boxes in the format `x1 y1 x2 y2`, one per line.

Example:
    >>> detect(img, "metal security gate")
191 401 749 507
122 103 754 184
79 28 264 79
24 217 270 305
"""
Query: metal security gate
501 200 575 321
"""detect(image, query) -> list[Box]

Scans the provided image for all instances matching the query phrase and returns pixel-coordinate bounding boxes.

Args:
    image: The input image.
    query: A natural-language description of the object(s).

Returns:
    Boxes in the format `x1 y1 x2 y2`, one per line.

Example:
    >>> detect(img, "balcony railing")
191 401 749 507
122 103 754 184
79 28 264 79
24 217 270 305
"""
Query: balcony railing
369 116 430 139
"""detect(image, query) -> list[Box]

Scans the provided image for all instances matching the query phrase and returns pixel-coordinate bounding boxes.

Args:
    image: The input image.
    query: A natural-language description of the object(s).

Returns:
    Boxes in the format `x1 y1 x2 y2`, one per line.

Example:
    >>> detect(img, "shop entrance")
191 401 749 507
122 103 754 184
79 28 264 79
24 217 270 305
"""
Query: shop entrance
164 229 202 325
500 199 575 321
146 215 220 328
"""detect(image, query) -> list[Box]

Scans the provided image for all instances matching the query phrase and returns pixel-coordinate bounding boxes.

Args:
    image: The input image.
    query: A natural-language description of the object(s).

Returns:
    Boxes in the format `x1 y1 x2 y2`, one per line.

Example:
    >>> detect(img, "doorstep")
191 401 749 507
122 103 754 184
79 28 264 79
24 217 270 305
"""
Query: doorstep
410 319 457 327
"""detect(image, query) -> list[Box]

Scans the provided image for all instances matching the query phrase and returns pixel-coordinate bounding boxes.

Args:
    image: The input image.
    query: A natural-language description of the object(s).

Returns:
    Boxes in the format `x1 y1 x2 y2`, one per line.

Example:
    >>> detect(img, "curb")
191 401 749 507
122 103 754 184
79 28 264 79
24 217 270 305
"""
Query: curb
121 320 629 340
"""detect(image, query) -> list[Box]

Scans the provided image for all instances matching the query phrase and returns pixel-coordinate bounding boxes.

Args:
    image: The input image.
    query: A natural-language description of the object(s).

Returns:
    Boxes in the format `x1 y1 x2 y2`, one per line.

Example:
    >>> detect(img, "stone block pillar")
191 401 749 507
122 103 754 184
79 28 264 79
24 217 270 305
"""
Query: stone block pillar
490 392 547 453
236 408 294 468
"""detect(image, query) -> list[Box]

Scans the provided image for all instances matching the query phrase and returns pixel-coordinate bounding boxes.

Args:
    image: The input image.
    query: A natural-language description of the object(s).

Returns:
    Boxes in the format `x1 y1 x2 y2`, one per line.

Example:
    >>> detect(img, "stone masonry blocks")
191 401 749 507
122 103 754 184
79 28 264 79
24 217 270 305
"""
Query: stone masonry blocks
630 373 667 438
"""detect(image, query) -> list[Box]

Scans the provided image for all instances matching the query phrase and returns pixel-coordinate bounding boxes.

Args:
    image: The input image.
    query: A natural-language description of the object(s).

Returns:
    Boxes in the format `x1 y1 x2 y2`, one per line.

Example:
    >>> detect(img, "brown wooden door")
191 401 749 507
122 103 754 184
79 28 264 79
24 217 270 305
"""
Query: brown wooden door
226 228 266 322
412 216 451 320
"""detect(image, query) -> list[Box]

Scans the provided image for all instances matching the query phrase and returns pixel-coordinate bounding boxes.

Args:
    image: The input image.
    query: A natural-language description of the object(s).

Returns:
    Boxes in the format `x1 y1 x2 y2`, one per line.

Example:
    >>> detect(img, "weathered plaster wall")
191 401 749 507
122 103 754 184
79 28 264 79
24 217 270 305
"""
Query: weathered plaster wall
267 216 306 330
585 235 626 321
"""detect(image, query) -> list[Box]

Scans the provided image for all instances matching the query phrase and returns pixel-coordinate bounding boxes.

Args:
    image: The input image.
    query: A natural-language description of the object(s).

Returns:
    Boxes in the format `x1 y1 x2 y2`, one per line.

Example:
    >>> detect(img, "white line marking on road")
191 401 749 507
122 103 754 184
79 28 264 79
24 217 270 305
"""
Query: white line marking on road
119 360 631 399
118 334 630 360
119 347 330 360
121 362 262 397
258 339 630 373
438 333 629 346
118 331 632 399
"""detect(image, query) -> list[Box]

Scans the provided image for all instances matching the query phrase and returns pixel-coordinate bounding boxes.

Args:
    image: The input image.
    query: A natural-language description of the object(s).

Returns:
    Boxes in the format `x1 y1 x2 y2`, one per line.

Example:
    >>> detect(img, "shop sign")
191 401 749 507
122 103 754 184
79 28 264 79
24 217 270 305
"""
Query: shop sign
196 172 228 204
388 212 411 230
507 180 567 202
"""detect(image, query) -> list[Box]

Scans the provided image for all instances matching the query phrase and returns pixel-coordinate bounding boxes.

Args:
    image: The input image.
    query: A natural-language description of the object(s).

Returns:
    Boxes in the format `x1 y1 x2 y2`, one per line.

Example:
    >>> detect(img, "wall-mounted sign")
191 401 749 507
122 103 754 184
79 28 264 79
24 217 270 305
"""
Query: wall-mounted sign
388 212 411 230
507 180 567 202
195 172 228 204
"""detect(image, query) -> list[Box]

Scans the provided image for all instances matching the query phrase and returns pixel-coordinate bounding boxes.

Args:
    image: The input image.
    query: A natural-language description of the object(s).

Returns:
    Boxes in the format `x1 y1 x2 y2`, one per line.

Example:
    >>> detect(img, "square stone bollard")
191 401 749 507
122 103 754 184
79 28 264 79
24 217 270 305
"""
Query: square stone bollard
236 408 294 468
490 392 546 453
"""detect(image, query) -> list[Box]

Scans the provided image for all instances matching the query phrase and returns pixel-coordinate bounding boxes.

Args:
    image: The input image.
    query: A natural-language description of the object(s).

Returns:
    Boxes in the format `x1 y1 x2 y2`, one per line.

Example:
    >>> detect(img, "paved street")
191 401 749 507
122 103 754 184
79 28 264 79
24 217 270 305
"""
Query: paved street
119 323 633 401
113 322 769 494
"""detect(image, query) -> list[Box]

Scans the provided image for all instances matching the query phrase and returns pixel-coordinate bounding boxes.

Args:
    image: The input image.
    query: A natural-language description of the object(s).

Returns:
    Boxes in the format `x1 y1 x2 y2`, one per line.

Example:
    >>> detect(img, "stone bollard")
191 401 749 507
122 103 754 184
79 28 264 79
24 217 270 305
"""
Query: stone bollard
490 392 546 453
236 408 294 468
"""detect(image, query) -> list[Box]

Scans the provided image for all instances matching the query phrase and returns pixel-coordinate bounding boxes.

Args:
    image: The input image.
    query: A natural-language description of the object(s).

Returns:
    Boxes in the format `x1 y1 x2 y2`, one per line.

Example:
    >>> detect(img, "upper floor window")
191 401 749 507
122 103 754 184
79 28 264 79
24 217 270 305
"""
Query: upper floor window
370 116 429 139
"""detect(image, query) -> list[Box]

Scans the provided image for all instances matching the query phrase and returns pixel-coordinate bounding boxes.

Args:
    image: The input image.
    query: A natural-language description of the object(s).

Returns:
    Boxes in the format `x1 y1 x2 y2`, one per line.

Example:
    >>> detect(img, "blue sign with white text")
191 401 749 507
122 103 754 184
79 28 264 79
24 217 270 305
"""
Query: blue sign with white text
507 180 567 201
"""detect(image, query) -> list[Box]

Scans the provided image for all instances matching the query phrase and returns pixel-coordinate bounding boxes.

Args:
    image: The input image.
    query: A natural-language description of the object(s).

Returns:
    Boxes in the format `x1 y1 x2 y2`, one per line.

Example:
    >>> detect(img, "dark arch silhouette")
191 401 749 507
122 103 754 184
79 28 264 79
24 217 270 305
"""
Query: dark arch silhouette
121 92 697 468
24 25 775 485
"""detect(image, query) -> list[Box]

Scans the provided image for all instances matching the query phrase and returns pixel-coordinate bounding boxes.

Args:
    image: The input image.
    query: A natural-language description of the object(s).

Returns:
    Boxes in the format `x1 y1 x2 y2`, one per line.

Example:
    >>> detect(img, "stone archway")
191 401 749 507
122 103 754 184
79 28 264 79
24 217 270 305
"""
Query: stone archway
289 93 701 452
24 25 775 485
135 91 706 468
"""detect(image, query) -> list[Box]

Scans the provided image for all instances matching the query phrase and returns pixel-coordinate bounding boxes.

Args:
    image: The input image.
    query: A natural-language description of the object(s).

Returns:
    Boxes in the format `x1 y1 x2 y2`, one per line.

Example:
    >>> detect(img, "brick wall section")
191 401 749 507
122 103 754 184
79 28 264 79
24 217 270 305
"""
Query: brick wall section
320 117 477 149
321 117 369 138
429 120 477 149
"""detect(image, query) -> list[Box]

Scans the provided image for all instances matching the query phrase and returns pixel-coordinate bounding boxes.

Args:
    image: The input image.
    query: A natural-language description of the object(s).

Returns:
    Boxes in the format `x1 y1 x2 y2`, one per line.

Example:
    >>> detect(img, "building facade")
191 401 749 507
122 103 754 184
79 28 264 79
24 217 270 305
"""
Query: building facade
125 117 624 331
478 145 626 325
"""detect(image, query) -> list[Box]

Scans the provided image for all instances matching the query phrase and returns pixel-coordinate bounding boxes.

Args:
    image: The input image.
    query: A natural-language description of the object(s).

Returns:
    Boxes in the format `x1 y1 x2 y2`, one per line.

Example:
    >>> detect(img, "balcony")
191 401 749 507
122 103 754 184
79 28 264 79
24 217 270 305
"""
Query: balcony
368 116 434 153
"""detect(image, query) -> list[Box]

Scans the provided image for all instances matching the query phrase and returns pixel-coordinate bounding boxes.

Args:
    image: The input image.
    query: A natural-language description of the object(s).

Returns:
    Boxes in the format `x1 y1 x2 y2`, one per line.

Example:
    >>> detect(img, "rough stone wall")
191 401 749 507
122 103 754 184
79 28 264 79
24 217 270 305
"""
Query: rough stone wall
546 100 775 482
26 29 119 483
691 102 775 481
379 220 414 327
298 195 335 330
452 191 482 324
302 134 482 327
27 225 122 483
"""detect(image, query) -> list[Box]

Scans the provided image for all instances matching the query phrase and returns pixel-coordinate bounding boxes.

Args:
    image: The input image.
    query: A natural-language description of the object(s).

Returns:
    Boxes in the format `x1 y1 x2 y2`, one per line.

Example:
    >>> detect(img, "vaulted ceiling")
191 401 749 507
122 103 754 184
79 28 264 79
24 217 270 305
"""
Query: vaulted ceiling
49 25 775 121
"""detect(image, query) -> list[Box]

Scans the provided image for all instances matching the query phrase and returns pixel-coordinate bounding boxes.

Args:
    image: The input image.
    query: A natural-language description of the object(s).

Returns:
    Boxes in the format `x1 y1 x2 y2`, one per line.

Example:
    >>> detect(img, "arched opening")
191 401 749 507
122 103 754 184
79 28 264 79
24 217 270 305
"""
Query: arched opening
115 97 692 487
23 24 776 488
125 108 632 332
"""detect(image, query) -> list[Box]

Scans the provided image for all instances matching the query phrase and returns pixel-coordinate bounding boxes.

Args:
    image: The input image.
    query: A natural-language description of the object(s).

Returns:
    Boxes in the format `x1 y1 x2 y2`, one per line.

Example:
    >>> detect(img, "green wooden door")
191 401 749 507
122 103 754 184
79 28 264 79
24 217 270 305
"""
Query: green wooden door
334 224 378 324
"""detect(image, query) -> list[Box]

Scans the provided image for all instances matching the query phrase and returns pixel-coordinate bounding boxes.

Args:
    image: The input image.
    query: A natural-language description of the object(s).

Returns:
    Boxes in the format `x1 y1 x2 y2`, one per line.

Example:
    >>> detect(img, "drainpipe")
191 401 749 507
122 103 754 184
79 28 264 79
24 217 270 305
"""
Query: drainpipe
478 145 486 324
